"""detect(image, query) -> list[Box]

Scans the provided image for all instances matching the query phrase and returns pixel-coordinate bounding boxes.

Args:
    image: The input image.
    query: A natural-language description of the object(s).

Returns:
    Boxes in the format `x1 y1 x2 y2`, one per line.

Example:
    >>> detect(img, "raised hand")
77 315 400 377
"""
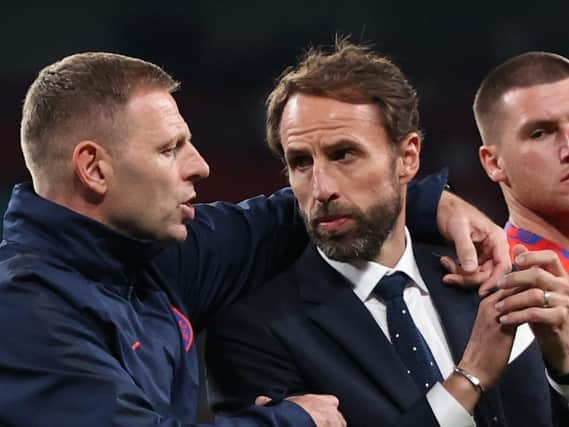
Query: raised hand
443 289 517 413
496 244 569 375
436 191 511 296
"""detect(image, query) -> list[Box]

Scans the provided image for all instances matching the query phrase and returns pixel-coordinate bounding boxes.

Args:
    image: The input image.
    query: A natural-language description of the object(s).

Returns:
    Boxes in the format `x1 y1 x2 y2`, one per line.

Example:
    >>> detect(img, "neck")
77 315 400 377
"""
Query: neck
505 190 569 248
374 214 407 268
35 179 109 229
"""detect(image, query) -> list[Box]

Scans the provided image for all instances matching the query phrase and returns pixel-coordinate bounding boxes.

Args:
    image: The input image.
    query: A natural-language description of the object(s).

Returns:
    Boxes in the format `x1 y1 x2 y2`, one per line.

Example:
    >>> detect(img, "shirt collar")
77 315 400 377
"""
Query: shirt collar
317 227 429 302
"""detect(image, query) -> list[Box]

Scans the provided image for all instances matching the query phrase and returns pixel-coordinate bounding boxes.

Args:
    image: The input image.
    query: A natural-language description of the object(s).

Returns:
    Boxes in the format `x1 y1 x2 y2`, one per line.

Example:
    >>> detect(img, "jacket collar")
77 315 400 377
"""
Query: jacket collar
2 183 166 286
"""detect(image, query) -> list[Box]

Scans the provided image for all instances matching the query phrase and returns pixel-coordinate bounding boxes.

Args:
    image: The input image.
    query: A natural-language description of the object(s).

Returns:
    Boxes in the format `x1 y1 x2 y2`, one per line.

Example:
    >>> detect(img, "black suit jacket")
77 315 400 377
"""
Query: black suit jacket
206 242 569 426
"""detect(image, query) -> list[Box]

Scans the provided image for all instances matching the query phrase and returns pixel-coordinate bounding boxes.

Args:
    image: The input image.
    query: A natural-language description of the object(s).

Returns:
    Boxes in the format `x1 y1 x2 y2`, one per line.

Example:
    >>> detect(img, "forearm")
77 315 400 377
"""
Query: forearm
157 189 308 326
440 372 481 418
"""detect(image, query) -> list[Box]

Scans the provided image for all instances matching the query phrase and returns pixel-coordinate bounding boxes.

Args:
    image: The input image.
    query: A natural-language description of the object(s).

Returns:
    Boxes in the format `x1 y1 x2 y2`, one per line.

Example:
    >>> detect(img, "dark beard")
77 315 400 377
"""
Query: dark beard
301 186 402 262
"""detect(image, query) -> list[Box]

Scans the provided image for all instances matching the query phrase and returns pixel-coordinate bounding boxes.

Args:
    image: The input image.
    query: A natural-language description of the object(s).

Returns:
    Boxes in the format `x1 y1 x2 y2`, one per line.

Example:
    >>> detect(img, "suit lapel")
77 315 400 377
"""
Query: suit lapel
297 243 500 423
412 243 480 363
413 244 507 425
298 246 421 409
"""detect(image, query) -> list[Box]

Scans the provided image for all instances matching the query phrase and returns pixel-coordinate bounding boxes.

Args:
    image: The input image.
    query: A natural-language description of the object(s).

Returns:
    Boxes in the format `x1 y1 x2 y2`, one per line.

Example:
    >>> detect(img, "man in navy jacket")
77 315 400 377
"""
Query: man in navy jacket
0 51 509 426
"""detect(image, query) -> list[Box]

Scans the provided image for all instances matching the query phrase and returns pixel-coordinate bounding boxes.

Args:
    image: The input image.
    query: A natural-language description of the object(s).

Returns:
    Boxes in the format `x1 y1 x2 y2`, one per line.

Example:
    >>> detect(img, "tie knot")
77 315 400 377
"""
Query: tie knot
374 271 409 300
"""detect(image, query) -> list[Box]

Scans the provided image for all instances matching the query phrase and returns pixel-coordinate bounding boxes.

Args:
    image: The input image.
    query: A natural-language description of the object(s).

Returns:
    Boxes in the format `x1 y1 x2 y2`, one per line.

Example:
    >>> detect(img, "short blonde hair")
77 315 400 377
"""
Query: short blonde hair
21 52 179 180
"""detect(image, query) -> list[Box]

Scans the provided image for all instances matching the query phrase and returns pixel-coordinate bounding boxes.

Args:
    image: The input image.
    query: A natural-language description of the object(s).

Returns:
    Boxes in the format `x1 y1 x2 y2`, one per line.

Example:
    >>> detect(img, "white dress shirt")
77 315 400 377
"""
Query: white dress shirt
318 227 538 427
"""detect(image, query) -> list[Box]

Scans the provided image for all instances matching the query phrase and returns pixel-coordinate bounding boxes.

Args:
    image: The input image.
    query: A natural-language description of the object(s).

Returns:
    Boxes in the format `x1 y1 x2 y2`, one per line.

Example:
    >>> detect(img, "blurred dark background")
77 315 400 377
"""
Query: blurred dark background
0 0 567 421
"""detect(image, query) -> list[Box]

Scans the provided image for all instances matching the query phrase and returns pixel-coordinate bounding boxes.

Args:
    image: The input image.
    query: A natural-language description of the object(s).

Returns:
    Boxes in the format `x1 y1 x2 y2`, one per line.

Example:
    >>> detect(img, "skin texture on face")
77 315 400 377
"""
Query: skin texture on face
279 93 419 265
480 77 569 239
102 89 210 242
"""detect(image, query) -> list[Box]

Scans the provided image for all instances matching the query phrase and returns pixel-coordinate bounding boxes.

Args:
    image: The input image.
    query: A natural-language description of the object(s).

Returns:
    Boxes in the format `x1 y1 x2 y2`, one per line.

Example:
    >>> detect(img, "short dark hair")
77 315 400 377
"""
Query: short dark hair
21 52 179 180
474 51 569 144
265 39 421 157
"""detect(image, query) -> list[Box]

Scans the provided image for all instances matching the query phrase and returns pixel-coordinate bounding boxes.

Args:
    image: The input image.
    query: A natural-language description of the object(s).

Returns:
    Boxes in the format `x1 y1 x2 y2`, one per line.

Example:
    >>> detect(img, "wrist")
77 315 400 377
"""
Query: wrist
442 369 482 415
453 366 484 394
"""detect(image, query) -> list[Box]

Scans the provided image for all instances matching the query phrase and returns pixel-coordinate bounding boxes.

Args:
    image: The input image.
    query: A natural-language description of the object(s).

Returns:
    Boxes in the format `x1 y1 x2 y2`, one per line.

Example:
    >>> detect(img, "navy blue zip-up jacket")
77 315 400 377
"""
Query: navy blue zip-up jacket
0 172 444 426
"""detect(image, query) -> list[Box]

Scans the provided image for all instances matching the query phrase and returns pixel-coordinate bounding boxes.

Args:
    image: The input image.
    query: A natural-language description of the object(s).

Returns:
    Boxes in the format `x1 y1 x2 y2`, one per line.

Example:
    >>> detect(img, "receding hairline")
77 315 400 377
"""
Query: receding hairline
279 92 389 137
265 39 421 158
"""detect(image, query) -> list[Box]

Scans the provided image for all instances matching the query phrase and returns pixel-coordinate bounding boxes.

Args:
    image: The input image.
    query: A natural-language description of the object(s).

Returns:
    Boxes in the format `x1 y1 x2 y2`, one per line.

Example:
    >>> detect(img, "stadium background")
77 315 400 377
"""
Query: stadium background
0 0 567 421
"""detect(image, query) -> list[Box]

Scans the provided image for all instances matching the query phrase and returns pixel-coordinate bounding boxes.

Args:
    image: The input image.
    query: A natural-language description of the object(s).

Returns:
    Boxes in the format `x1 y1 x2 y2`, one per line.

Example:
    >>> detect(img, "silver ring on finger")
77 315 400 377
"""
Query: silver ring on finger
543 290 552 308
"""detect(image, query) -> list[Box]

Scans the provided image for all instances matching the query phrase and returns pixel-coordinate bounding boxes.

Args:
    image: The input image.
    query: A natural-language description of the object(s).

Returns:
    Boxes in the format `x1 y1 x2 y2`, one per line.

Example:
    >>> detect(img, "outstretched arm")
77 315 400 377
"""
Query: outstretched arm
158 170 508 328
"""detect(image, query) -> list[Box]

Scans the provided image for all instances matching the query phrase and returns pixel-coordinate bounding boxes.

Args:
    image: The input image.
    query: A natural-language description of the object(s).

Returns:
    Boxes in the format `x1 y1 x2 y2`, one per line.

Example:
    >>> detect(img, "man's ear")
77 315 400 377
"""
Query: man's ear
72 141 112 196
479 144 507 184
397 132 421 184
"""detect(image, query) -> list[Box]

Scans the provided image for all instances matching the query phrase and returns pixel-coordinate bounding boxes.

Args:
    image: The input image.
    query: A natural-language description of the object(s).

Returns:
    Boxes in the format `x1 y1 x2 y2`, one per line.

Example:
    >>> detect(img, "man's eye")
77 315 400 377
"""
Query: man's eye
333 148 356 161
288 156 312 170
162 140 187 156
529 129 549 140
161 147 177 156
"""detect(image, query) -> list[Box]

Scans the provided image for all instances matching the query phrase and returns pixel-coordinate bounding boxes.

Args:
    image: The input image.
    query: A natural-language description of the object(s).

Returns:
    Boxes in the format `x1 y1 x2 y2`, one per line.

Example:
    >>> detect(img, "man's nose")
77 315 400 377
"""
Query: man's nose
312 166 337 203
560 126 569 161
182 142 210 181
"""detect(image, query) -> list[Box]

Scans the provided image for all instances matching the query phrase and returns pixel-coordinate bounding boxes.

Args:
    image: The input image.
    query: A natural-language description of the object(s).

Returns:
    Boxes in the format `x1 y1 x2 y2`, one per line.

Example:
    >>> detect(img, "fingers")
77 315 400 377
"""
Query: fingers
296 394 339 406
497 305 567 327
440 256 459 274
255 395 272 406
482 286 517 306
440 256 508 299
512 246 566 277
439 217 512 297
498 266 564 292
447 219 479 273
496 287 550 313
495 247 569 323
286 394 346 427
479 260 511 298
476 226 512 296
441 257 493 288
496 287 569 326
496 249 569 374
511 243 528 260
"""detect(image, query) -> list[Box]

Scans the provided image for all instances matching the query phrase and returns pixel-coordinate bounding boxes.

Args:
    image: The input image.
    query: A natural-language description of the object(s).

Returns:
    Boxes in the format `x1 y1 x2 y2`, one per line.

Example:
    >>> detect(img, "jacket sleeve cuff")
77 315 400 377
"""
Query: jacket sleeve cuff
275 400 317 427
227 400 317 427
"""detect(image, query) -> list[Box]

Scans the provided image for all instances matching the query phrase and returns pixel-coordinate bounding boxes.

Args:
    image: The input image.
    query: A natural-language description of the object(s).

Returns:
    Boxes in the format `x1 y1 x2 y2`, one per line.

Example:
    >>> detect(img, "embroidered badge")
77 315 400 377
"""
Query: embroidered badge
171 306 194 352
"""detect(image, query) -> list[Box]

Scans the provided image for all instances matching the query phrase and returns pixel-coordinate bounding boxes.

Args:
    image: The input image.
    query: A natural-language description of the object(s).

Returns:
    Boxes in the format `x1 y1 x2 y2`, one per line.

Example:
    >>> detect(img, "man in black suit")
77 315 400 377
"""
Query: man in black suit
206 41 569 426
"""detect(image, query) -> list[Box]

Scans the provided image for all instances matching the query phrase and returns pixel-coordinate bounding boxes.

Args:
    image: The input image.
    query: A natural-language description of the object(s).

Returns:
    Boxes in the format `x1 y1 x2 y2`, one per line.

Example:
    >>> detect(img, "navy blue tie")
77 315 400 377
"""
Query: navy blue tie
374 272 443 392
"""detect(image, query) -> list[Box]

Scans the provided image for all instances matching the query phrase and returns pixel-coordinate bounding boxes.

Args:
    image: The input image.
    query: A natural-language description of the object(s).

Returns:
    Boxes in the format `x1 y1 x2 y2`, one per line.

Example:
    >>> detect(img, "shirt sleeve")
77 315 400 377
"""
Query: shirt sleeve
426 383 476 427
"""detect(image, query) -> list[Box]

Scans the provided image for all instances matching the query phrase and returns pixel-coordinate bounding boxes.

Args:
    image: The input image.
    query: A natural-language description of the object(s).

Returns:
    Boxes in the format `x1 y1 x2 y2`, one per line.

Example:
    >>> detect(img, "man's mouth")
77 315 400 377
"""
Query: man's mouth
180 197 196 221
314 215 351 232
